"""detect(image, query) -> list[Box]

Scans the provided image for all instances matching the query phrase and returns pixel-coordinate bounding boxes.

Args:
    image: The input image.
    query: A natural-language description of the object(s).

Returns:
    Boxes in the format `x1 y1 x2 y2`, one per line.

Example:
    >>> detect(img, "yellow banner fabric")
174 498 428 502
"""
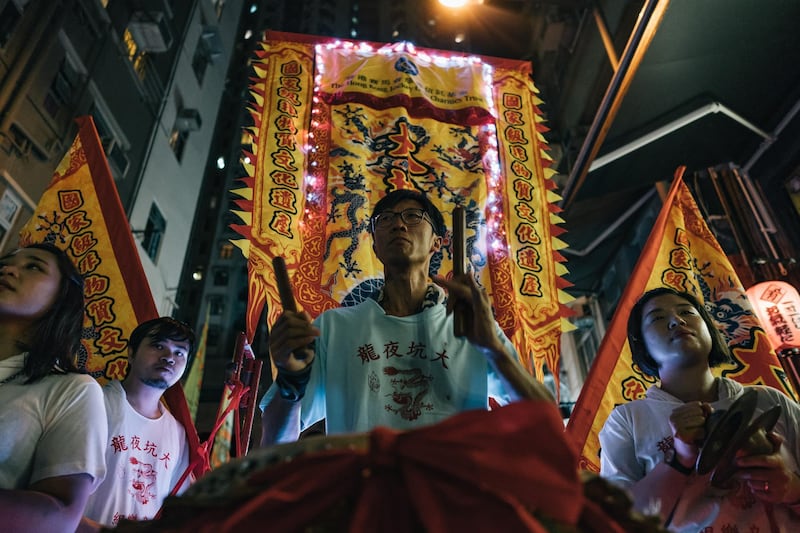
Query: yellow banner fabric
19 117 155 382
566 169 795 473
232 32 570 380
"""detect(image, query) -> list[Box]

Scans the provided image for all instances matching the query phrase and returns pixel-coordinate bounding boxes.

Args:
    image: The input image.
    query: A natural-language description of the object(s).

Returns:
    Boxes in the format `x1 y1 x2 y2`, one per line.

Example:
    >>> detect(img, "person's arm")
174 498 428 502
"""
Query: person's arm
261 387 304 445
1 474 94 533
629 460 698 520
13 376 108 532
600 411 682 521
171 433 197 496
432 273 552 402
600 403 706 524
480 343 553 402
260 310 319 446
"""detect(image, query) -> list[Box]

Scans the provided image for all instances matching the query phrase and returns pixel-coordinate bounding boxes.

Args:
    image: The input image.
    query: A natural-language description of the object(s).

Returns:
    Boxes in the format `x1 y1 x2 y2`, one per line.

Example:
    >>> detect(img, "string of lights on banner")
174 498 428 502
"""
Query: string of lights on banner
232 32 572 384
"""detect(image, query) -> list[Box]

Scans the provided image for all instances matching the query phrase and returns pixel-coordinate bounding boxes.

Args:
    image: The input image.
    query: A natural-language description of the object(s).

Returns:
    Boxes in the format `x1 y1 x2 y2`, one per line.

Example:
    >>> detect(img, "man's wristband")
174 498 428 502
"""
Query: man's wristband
275 362 313 402
667 450 694 476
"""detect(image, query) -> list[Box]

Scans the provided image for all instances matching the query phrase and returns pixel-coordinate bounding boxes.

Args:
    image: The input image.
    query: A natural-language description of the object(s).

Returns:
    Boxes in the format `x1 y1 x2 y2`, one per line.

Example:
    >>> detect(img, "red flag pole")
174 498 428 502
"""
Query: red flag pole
238 356 263 456
228 333 247 457
565 167 686 460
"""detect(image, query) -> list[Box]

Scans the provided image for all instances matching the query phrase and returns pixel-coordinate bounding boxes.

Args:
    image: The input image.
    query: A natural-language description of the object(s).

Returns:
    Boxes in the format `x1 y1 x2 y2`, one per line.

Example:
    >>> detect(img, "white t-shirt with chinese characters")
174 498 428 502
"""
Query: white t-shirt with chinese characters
261 296 516 434
600 377 800 532
84 380 191 527
0 353 107 491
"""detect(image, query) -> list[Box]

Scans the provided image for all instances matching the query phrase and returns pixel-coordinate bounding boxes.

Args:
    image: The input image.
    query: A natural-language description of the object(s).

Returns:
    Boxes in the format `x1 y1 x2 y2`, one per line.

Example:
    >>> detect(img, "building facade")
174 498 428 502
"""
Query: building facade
0 0 245 316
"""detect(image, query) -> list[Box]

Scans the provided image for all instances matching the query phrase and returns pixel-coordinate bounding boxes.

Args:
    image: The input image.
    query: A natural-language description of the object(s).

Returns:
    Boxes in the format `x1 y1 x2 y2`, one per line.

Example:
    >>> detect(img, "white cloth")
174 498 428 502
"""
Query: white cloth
260 297 516 434
0 353 107 490
83 380 191 527
600 377 800 531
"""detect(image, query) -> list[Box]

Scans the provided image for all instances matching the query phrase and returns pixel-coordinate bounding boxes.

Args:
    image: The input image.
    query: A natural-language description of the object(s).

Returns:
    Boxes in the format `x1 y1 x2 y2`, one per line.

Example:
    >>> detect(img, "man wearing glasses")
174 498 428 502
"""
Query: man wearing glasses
260 189 551 445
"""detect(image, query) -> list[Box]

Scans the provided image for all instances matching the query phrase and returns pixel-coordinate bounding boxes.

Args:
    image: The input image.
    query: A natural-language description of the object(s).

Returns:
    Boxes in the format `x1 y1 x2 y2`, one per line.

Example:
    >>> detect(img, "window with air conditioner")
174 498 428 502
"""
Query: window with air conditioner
207 325 221 347
218 241 234 259
212 0 226 20
142 203 166 262
208 295 225 316
192 37 211 84
105 139 131 180
192 26 223 84
127 10 173 53
89 103 130 180
43 58 81 118
169 108 201 162
169 127 188 162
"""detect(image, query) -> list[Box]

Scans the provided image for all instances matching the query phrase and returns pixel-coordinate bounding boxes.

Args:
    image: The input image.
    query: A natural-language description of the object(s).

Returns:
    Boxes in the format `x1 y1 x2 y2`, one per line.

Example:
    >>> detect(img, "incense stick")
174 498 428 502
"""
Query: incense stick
453 206 467 337
273 256 297 313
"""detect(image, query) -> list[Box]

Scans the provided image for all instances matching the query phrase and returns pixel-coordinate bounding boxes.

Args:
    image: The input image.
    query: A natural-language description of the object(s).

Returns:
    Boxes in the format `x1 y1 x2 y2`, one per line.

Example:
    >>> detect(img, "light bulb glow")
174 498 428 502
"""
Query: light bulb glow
308 38 515 262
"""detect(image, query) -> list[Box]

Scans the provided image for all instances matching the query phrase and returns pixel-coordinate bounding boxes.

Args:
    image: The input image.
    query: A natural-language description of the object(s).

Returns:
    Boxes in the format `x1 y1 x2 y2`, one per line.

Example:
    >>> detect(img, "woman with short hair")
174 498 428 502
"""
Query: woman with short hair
600 287 800 531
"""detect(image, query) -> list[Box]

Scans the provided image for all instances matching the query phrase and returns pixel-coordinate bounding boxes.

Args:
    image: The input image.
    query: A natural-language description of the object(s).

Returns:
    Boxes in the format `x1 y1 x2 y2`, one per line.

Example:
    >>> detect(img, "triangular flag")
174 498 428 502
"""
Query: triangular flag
18 116 208 478
565 167 795 473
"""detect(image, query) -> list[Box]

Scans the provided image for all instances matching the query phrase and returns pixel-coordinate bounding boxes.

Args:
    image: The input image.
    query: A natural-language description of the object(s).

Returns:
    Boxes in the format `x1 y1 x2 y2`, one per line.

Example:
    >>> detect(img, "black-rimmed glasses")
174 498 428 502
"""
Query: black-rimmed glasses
370 208 431 232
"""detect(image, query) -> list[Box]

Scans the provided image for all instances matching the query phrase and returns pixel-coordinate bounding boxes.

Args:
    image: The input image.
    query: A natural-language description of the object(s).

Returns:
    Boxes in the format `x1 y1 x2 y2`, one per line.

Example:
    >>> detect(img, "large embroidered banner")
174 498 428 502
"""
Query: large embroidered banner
18 116 205 476
231 31 572 380
565 168 795 473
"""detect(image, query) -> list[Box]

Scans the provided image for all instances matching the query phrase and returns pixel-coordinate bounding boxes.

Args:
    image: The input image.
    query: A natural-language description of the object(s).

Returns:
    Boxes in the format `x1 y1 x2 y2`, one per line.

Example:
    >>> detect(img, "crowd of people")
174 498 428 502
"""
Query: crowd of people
1 190 799 531
0 243 196 532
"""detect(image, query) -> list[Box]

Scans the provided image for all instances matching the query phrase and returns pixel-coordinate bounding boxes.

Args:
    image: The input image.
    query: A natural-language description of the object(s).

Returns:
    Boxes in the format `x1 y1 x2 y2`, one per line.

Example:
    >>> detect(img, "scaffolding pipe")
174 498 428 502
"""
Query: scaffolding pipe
562 187 656 257
731 166 787 275
560 0 670 210
734 98 800 239
744 98 800 173
593 6 619 71
589 102 773 172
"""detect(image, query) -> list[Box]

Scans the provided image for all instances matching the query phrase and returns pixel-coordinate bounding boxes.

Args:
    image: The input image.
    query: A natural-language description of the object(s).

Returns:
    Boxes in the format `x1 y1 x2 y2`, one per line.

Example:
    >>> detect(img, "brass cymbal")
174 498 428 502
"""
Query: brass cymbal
696 389 758 476
695 389 782 488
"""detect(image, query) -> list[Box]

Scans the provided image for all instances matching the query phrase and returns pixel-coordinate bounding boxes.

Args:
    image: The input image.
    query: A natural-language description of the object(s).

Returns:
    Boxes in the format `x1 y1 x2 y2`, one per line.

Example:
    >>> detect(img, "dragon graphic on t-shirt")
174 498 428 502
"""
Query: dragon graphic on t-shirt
383 366 433 420
128 457 157 505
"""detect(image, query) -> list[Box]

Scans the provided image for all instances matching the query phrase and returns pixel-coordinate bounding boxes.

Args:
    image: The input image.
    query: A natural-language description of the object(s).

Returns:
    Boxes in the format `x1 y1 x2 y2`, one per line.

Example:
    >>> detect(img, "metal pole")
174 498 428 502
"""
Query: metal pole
592 5 619 71
560 0 671 210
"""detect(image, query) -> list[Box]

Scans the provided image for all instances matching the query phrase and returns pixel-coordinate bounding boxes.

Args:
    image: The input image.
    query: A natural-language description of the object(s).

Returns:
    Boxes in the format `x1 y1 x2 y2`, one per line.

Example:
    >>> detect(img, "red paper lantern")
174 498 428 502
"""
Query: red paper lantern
746 281 800 352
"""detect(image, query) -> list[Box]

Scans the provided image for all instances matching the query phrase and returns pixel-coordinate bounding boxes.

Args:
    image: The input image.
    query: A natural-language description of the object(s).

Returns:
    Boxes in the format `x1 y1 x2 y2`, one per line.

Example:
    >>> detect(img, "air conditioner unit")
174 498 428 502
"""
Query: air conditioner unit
201 26 224 61
175 108 202 132
128 11 173 53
